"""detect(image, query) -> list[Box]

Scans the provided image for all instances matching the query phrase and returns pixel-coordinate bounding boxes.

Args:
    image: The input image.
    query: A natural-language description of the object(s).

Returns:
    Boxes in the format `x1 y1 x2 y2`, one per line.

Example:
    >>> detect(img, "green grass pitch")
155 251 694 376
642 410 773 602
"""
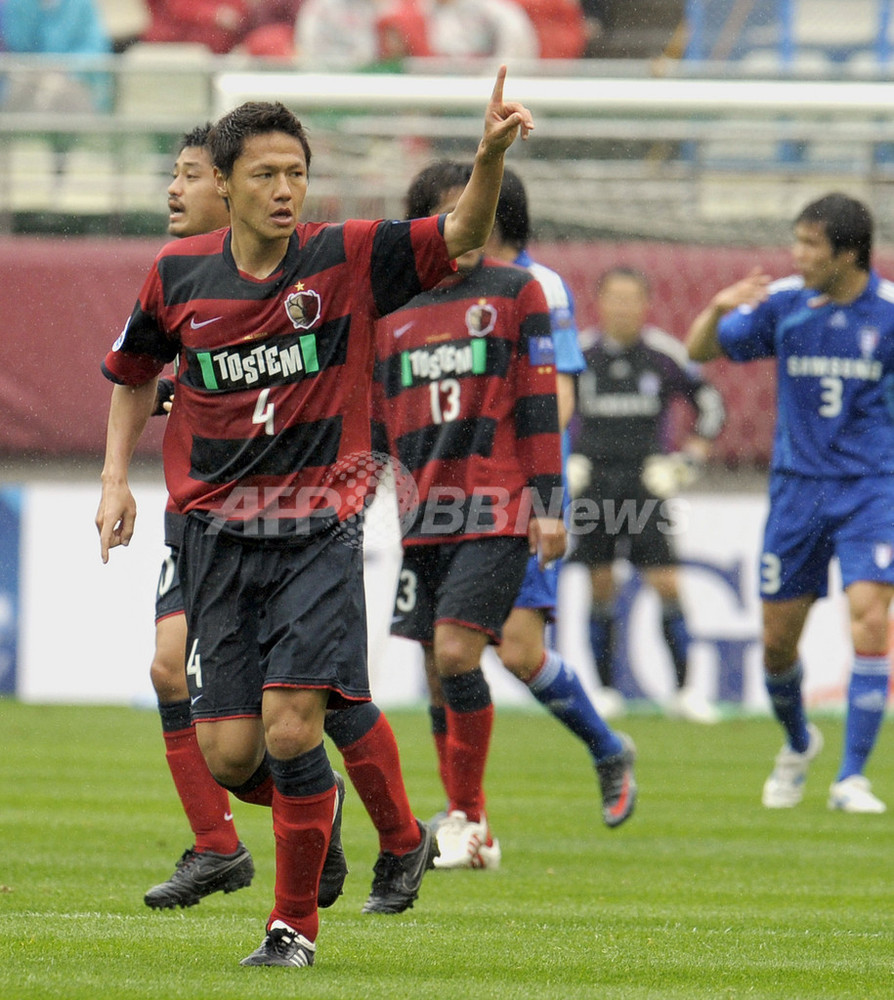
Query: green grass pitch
0 699 891 999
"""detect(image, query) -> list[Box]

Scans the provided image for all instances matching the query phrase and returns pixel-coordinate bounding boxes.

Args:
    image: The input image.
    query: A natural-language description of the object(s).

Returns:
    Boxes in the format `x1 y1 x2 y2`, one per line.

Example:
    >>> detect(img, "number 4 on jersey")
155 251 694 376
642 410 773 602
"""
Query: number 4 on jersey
253 387 275 435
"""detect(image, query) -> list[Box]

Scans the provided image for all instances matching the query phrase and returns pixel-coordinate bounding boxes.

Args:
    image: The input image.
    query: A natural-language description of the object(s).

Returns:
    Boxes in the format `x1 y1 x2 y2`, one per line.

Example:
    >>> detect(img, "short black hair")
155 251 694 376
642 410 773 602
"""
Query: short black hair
493 166 529 248
405 160 472 219
178 122 213 152
596 265 651 296
795 192 873 271
208 101 312 178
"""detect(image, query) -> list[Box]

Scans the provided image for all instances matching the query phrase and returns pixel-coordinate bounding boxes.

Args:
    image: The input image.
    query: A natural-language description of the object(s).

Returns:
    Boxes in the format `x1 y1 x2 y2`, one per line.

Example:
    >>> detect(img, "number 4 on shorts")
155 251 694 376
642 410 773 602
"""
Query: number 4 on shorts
186 637 203 690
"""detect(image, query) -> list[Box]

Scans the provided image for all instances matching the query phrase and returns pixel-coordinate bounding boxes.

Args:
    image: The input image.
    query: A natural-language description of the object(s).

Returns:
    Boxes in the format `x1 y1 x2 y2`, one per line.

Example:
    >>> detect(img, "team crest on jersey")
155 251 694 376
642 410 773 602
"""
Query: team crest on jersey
284 285 321 330
873 543 893 569
859 326 880 358
465 300 496 337
112 316 130 351
829 310 848 329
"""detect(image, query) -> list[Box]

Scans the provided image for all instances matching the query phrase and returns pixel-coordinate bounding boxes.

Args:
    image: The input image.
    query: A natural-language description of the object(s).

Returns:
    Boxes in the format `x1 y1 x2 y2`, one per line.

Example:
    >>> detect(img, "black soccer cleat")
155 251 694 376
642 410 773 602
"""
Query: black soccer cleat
596 732 638 829
361 819 439 914
240 920 315 968
143 841 254 909
318 771 348 908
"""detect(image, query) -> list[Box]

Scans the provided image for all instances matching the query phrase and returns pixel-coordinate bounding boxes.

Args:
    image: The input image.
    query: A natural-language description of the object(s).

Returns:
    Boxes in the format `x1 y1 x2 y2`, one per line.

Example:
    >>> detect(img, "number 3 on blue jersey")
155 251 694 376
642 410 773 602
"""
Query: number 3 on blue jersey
818 375 842 418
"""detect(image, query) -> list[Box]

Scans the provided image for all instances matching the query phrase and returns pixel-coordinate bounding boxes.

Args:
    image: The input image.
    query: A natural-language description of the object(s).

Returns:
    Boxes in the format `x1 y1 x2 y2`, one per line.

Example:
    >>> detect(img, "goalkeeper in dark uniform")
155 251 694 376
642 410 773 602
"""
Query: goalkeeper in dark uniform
568 266 725 722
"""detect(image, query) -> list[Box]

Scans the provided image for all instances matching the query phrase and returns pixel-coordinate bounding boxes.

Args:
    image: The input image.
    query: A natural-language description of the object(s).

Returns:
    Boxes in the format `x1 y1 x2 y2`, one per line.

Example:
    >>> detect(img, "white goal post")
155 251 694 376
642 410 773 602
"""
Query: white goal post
214 71 894 118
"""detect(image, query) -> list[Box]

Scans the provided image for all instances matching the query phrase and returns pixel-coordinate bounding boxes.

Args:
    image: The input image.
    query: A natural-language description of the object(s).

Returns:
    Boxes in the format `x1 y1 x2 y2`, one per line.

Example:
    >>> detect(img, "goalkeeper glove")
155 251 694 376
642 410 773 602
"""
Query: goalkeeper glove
565 453 592 499
641 452 702 498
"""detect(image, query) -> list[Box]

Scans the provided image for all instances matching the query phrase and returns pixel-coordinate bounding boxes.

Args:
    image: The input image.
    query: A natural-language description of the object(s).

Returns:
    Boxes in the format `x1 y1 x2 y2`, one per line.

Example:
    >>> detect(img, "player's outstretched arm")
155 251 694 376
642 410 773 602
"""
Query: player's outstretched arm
686 266 771 361
443 65 535 260
96 379 158 563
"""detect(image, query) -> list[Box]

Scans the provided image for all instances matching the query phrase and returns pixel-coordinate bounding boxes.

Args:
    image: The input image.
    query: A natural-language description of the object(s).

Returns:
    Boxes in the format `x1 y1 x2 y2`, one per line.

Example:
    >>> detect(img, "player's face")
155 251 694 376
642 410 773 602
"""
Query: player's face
167 146 229 238
436 186 483 272
215 131 308 244
792 220 851 293
597 275 649 345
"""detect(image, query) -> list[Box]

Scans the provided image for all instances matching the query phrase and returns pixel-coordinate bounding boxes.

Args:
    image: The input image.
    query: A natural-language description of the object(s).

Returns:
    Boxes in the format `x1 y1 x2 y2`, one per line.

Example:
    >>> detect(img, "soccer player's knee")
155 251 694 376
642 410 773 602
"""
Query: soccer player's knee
203 749 259 789
762 633 797 674
496 637 536 678
149 651 189 700
436 637 480 676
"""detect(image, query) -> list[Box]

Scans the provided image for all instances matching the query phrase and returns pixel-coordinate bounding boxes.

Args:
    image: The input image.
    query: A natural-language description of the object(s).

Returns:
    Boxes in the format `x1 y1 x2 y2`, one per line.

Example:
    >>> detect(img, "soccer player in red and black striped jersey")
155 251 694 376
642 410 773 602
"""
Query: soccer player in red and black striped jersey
373 160 566 869
147 127 449 922
96 68 534 969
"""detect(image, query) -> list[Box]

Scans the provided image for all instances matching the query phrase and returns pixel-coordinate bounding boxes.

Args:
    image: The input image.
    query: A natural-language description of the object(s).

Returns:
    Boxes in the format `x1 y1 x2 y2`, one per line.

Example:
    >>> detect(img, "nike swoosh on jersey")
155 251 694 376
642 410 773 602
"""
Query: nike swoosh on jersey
393 321 414 339
190 316 223 329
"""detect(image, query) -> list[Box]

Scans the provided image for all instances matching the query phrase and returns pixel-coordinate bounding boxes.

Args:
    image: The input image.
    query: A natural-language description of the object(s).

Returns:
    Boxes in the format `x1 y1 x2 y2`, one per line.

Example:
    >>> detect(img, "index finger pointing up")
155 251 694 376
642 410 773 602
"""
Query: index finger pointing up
490 64 507 104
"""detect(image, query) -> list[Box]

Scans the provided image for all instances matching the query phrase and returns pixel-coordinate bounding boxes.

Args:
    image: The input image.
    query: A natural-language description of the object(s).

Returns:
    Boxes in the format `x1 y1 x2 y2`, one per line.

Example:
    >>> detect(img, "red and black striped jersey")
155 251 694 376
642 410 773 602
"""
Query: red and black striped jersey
373 256 563 545
102 217 454 538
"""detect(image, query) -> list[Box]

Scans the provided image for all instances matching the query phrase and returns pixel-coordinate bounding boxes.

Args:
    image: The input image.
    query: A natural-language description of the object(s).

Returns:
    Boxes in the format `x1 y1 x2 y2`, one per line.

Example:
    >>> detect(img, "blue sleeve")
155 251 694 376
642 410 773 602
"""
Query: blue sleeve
552 323 584 375
718 298 779 362
550 282 584 374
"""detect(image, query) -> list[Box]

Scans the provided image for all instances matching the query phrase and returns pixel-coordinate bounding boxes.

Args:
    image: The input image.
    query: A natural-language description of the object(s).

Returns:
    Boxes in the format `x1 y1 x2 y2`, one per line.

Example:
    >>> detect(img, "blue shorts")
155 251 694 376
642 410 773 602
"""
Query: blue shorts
761 472 894 600
514 554 559 621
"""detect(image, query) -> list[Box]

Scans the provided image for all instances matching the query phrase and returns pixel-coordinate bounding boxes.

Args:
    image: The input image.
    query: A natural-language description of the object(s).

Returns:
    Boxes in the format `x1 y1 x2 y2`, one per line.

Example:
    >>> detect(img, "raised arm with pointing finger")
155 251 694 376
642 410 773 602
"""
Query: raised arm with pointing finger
443 65 534 260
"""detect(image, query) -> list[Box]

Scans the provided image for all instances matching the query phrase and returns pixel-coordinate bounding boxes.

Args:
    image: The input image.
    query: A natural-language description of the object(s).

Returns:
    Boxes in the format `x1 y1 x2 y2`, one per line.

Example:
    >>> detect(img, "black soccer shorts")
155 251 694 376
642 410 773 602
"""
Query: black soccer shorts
391 535 529 645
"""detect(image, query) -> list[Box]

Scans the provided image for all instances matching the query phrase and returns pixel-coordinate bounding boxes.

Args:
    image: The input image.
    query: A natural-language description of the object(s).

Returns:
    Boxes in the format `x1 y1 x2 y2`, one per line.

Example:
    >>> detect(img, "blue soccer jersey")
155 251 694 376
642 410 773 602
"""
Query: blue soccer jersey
515 249 584 377
513 250 584 613
718 271 894 477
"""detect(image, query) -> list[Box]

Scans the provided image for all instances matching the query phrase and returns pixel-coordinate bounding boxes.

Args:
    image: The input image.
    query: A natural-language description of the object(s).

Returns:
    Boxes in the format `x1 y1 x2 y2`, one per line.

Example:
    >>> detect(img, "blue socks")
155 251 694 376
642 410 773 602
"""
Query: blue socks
528 650 623 762
838 653 889 781
765 661 809 753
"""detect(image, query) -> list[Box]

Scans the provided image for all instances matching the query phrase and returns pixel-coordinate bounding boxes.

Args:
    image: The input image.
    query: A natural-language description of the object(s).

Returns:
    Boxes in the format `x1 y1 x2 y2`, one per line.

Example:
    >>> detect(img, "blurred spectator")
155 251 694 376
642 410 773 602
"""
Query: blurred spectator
513 0 586 59
295 0 381 67
0 0 112 110
580 0 610 56
240 0 303 59
296 0 428 69
581 0 684 60
93 0 151 52
376 0 430 62
141 0 252 54
420 0 539 60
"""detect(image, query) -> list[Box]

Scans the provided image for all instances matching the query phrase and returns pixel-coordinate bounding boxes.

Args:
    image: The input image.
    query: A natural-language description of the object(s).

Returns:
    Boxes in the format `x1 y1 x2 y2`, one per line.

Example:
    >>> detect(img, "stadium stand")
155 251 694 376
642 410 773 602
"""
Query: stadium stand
684 0 890 70
0 235 850 469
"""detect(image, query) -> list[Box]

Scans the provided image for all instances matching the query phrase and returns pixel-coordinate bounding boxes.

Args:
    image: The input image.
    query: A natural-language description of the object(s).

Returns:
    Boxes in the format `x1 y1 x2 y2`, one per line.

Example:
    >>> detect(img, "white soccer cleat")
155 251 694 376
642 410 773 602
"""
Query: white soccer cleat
762 723 824 808
667 686 721 725
828 775 887 814
474 838 502 870
433 810 500 869
592 687 626 720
